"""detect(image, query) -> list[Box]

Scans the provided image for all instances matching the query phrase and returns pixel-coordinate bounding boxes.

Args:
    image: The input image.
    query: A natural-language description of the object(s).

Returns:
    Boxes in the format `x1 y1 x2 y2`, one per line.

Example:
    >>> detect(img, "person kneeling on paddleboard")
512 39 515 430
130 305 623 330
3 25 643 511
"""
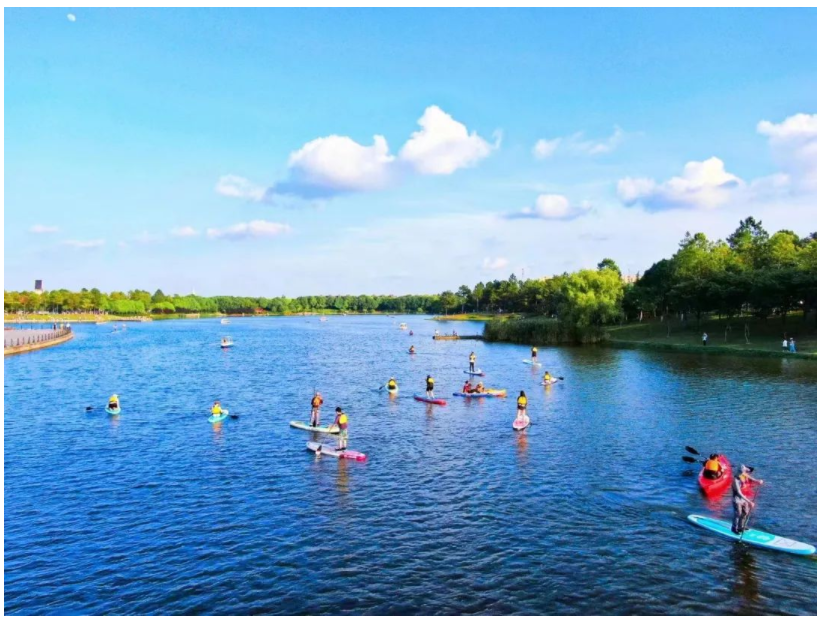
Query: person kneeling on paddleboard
331 407 349 450
462 381 473 394
732 465 764 534
702 454 723 480
516 391 528 418
387 378 398 391
543 371 553 384
211 401 223 417
425 375 435 399
409 345 416 354
469 351 477 373
310 392 323 427
108 394 120 411
474 381 485 394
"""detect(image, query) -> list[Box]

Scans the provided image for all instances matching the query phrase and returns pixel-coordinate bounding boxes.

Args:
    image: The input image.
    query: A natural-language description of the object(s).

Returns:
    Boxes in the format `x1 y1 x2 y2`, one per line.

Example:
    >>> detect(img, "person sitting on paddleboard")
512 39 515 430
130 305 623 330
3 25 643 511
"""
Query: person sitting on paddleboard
702 454 723 480
474 381 485 394
426 375 435 399
211 401 223 417
108 394 120 410
517 391 528 418
310 392 323 427
387 378 398 391
543 371 553 384
531 346 538 363
732 465 764 534
469 351 477 373
331 407 348 450
462 381 474 393
409 345 416 354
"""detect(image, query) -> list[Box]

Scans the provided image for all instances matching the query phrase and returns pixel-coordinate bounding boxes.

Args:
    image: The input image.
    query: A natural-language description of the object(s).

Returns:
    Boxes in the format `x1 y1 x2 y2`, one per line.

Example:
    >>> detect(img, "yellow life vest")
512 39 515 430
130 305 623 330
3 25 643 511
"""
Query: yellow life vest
705 458 721 472
211 405 222 415
109 395 118 403
517 396 527 407
338 414 348 426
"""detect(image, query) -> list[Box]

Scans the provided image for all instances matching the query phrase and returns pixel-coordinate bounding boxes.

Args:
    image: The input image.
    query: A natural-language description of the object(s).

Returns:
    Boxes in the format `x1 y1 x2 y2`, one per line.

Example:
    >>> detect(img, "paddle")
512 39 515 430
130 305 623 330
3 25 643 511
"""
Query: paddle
682 455 702 463
686 445 701 456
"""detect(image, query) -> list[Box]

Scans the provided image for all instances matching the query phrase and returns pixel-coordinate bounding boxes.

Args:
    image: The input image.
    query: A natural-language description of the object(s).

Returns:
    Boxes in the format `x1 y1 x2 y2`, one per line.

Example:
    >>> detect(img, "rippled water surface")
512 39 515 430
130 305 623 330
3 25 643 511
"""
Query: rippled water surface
4 316 817 615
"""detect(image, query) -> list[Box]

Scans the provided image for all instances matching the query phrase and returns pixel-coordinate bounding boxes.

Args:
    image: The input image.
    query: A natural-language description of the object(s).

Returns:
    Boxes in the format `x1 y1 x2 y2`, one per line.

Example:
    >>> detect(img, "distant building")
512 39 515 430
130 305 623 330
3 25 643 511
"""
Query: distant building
622 274 638 285
34 279 43 294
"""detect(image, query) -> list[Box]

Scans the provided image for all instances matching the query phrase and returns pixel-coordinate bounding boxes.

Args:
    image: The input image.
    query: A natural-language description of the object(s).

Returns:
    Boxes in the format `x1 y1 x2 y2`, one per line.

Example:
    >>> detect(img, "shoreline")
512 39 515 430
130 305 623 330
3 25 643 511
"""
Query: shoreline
605 338 816 360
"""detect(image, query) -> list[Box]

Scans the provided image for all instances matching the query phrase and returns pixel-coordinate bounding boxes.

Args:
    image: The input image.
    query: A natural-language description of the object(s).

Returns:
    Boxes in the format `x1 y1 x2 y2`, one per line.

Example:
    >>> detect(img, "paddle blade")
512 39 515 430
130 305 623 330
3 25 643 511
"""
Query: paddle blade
685 446 700 456
230 414 239 419
682 456 698 463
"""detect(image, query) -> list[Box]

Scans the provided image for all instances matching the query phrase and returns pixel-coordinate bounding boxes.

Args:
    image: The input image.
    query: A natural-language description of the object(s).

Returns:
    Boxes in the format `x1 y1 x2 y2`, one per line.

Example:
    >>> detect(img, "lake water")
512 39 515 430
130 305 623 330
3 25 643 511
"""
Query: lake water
3 316 817 615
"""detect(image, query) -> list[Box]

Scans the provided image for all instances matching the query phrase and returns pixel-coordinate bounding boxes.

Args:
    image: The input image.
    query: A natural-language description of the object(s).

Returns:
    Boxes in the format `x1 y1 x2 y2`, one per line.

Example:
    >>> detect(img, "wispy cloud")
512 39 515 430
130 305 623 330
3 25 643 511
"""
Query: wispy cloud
533 126 625 160
206 220 291 240
215 175 267 201
507 194 593 220
481 257 509 271
170 226 199 238
63 239 105 249
30 224 59 234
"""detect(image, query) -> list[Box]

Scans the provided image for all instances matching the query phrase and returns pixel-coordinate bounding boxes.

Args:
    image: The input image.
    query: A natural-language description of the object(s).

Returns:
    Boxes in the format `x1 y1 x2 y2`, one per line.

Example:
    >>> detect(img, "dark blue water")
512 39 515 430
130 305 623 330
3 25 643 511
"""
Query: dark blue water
4 316 817 615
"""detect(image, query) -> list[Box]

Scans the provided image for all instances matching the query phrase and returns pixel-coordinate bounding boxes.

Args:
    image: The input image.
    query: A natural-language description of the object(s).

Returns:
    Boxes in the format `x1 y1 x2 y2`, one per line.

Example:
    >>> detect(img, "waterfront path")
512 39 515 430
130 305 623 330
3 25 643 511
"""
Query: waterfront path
4 328 74 356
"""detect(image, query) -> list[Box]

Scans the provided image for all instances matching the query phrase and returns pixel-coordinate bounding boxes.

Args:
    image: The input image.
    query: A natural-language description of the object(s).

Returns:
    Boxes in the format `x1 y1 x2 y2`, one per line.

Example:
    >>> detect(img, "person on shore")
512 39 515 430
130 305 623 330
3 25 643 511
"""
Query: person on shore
732 465 764 534
517 391 528 418
702 332 708 346
425 375 435 399
386 378 398 392
782 338 789 351
469 351 477 373
543 371 554 385
310 392 323 427
331 407 349 450
108 394 120 411
789 338 797 353
408 345 416 354
452 330 458 337
531 346 538 363
702 454 723 480
462 380 473 393
211 400 223 417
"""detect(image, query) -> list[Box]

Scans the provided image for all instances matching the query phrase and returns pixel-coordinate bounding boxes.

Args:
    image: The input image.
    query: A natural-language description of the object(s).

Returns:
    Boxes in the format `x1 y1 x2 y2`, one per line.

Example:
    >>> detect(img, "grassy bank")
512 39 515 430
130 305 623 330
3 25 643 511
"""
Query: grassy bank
605 315 816 357
483 317 605 345
5 313 152 323
432 313 514 321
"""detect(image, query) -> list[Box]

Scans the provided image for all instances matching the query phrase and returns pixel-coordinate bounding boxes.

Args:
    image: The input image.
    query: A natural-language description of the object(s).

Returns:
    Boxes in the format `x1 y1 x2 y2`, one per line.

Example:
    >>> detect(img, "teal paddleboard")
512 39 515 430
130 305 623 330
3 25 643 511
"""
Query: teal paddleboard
105 406 121 416
208 409 228 424
688 514 816 556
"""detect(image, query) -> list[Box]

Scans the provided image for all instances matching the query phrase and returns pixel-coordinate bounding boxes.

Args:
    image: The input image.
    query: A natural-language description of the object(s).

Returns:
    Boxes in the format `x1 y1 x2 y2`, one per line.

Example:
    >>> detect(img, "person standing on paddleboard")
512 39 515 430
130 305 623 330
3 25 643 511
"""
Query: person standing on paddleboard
331 407 349 450
425 375 435 399
732 465 764 534
516 391 528 419
531 346 538 364
310 392 323 427
469 351 477 373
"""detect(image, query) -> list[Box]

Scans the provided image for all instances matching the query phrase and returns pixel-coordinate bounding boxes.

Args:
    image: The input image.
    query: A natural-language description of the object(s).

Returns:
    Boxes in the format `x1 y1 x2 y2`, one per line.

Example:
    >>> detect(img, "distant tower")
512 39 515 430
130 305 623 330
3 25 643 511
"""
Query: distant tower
34 279 43 294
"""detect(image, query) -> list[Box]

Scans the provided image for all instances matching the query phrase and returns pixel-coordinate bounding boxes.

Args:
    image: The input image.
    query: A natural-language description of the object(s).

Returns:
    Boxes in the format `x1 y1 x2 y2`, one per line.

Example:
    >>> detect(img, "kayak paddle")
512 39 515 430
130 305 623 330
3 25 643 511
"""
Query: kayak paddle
686 446 701 456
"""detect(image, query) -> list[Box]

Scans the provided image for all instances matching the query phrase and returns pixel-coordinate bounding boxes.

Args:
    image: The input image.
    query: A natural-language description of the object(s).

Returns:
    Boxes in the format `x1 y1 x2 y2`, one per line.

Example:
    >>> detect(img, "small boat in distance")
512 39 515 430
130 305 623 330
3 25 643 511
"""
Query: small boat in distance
220 318 230 325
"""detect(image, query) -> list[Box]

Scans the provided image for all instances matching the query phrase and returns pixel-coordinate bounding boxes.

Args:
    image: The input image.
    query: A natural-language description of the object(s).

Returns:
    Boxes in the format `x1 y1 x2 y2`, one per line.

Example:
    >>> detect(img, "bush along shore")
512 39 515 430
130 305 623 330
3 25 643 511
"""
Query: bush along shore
483 317 606 345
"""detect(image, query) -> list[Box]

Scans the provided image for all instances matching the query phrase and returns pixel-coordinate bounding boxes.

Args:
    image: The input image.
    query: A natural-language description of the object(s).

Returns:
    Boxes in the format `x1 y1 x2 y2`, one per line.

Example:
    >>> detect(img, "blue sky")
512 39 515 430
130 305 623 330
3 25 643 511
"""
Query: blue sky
5 8 817 295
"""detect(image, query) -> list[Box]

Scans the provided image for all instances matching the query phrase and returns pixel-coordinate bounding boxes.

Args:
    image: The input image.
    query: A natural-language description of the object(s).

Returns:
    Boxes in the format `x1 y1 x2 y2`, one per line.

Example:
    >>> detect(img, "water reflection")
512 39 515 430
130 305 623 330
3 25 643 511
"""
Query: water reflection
731 543 760 613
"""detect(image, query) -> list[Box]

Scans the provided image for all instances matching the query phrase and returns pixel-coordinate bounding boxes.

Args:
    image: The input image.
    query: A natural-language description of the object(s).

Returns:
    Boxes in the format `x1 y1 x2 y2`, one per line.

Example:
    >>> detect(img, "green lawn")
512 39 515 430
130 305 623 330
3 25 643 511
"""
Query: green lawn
606 314 816 356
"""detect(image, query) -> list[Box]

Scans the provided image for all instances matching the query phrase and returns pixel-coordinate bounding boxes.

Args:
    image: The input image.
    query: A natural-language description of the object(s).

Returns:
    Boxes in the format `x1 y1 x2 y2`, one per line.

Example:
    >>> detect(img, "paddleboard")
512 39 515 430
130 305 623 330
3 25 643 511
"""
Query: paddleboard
513 415 531 430
523 359 542 366
289 420 340 434
306 441 367 461
105 406 121 416
541 378 559 386
414 395 447 405
453 390 506 398
208 409 228 424
463 370 485 377
378 385 399 394
688 515 816 556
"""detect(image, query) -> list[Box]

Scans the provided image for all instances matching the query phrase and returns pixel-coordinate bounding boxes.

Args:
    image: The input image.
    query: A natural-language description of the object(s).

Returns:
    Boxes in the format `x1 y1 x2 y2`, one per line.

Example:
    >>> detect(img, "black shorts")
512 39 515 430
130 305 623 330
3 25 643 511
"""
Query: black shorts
703 470 720 480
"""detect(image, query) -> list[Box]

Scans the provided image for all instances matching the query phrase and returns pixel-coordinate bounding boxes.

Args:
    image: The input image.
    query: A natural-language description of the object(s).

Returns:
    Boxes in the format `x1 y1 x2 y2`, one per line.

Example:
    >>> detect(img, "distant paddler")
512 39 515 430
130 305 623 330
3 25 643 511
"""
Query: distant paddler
469 351 477 373
331 407 349 451
425 374 436 399
531 346 538 364
543 371 554 385
386 377 398 393
107 394 120 412
516 391 528 419
310 391 324 427
408 345 416 354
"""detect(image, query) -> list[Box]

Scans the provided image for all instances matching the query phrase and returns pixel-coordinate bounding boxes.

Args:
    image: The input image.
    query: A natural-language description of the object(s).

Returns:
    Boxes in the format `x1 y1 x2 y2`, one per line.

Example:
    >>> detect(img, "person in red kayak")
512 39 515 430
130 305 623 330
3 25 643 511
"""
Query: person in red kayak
732 465 764 534
331 407 349 451
702 454 723 480
310 391 323 427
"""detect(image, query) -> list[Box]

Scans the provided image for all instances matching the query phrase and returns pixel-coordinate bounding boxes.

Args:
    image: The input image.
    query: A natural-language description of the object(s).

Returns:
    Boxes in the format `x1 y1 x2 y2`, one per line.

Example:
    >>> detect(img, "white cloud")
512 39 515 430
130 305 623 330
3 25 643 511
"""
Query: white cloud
64 239 104 249
533 138 561 159
399 106 496 175
206 220 291 241
171 226 199 238
482 257 509 271
533 126 624 160
276 134 395 198
215 175 267 201
508 194 592 220
30 224 58 234
618 157 743 210
67 13 76 22
756 113 816 192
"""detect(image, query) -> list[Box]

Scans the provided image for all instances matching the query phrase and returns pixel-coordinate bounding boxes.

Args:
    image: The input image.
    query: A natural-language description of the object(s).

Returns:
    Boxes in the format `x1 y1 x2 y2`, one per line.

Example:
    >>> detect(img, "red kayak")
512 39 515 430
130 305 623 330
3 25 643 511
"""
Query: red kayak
698 455 733 497
414 395 447 405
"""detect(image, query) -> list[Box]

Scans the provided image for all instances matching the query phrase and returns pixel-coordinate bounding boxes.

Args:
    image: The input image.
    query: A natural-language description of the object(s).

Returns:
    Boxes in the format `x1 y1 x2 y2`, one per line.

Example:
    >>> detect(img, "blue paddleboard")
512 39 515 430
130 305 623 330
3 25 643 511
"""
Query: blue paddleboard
688 514 816 556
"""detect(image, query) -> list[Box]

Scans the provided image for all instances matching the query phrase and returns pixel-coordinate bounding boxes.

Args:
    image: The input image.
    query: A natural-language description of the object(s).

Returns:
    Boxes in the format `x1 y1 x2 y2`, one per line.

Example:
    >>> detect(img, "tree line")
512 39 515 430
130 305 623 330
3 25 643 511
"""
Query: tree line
4 217 816 328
